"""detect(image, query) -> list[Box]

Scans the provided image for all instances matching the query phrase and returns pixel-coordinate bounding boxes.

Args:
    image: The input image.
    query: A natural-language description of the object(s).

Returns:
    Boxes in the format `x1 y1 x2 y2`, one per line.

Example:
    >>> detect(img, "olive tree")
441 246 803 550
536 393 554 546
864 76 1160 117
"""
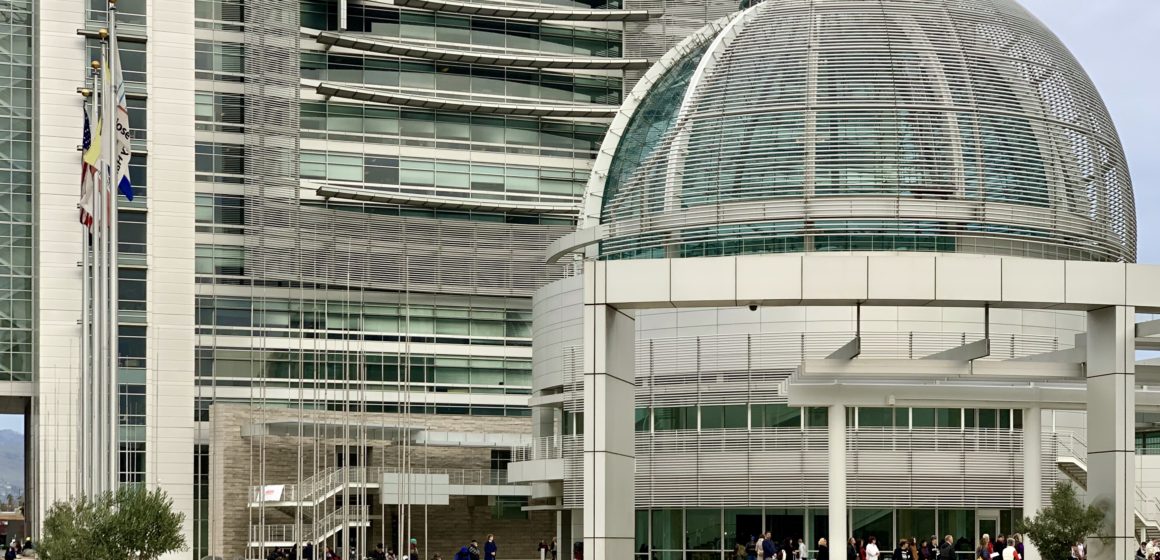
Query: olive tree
1018 482 1105 560
41 486 187 560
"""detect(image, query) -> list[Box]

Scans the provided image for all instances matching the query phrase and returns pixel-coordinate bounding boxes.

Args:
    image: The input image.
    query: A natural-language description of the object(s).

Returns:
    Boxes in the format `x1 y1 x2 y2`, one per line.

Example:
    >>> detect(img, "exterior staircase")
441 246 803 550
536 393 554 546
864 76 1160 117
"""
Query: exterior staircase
1053 432 1160 539
247 467 530 550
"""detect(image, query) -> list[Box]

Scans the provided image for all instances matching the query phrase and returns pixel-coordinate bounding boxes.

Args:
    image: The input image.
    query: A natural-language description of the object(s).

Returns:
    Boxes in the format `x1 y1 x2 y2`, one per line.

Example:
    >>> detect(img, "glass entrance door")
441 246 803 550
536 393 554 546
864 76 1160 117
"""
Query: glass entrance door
977 510 1000 549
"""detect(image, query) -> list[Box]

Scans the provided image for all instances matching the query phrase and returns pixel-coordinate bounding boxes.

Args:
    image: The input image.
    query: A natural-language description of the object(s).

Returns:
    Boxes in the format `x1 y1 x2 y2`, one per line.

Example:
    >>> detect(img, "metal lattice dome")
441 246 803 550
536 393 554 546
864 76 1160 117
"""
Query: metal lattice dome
581 0 1136 262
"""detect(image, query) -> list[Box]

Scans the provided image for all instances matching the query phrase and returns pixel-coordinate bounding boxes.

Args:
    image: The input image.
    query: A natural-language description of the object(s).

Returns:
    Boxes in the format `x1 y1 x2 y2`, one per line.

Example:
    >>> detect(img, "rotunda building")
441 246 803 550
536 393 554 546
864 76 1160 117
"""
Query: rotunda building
514 1 1149 559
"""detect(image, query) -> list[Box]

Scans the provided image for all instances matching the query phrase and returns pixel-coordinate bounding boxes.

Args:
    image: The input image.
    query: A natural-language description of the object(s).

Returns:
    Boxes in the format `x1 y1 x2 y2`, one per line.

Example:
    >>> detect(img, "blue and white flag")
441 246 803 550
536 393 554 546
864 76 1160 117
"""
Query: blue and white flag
111 34 134 201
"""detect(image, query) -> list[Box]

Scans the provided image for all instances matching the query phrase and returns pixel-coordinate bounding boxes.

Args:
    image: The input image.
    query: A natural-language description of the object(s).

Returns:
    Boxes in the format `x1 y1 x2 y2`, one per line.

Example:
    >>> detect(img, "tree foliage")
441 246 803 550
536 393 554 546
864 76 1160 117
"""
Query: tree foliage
40 486 187 560
1018 482 1106 560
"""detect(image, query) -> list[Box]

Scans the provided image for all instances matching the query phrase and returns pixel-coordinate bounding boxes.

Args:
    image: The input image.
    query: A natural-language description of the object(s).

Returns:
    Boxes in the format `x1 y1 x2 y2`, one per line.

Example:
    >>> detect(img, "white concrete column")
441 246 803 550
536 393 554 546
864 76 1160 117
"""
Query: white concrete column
583 304 636 559
828 405 847 547
1085 306 1135 560
1023 406 1042 560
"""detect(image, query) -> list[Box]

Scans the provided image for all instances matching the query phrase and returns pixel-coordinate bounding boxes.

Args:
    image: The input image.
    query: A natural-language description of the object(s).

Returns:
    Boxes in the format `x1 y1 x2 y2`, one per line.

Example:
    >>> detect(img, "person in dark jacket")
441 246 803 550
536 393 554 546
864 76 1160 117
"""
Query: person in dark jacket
763 534 777 560
847 539 858 560
455 547 472 560
938 536 956 560
894 540 911 560
746 536 758 560
485 534 498 560
469 541 481 560
817 538 829 560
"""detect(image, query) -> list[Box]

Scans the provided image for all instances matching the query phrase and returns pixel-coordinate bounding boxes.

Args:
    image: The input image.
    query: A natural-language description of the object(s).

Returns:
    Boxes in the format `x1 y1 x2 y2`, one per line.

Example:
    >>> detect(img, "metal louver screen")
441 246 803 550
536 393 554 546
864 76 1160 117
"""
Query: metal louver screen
244 203 573 297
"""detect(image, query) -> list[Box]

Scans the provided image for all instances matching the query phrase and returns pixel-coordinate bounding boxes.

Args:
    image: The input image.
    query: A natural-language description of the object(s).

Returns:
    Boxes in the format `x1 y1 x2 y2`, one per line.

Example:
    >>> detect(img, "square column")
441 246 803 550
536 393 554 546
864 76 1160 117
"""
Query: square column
583 304 636 559
1023 406 1041 560
828 405 847 548
1085 306 1135 560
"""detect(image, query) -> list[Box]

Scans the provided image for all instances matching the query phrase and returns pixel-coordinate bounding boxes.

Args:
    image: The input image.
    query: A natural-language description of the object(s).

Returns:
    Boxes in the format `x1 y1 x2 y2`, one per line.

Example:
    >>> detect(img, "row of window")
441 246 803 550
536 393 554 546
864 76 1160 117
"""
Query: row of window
301 101 607 155
298 149 588 198
195 0 243 30
301 52 622 105
634 508 1017 557
602 220 1053 261
193 194 573 232
194 397 531 421
195 295 532 338
345 6 622 57
196 347 533 388
562 406 1028 435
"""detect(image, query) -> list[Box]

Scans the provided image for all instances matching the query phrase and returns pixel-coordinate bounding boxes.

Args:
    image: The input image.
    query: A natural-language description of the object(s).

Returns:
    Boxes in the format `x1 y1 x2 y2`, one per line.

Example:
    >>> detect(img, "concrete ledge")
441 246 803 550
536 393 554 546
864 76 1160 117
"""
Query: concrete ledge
584 254 1160 312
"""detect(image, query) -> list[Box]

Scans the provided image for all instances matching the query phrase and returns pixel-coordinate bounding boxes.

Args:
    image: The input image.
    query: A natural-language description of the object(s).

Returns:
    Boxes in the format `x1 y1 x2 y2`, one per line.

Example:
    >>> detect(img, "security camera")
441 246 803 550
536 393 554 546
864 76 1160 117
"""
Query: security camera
748 304 758 311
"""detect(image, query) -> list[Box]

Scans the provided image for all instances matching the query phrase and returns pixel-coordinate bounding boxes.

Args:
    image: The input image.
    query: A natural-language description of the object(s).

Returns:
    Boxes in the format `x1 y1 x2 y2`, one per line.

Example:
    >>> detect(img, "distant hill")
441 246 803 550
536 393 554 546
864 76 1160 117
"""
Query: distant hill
0 430 22 498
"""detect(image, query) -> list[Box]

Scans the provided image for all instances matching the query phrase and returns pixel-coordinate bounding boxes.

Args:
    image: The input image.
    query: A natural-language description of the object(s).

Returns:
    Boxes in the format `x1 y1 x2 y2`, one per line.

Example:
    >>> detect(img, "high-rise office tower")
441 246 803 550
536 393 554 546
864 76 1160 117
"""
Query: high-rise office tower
22 0 736 558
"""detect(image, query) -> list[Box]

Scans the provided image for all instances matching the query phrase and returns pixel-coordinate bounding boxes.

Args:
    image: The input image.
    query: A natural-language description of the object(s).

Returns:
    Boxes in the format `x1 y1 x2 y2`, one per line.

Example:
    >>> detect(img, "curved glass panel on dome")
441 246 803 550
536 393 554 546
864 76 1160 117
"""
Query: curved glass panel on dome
600 39 714 221
593 0 1137 263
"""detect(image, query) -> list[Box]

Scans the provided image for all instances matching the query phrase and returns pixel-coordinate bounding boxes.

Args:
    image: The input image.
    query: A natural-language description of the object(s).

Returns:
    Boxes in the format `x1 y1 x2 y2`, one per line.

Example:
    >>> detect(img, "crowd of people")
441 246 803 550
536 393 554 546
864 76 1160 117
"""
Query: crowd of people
3 538 32 560
731 533 1036 560
451 535 499 560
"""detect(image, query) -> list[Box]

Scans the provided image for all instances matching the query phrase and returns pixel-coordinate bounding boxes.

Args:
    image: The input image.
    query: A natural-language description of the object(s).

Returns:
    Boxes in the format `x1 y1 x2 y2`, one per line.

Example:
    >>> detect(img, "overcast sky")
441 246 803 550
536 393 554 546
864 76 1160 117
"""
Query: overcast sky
1020 0 1159 264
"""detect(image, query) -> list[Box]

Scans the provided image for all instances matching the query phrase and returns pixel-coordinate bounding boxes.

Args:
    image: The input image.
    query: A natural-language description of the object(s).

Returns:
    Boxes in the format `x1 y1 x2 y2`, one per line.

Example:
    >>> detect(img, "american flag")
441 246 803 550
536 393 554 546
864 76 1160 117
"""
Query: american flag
79 106 97 230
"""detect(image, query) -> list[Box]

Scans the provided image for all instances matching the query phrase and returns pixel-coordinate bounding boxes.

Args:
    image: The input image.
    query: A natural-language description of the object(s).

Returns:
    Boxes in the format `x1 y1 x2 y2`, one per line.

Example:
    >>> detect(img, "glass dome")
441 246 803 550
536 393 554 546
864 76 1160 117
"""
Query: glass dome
587 0 1136 262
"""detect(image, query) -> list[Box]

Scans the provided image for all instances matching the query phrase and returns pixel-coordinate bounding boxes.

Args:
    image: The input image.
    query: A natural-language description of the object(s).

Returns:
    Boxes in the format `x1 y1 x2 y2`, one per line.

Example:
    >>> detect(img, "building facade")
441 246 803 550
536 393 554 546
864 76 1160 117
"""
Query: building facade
21 0 734 558
512 0 1159 559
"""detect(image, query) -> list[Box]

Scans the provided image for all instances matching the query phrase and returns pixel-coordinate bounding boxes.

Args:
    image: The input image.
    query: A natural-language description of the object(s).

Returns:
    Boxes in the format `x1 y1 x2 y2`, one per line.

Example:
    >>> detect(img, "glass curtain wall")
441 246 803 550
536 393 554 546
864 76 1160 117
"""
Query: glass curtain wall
634 508 1020 560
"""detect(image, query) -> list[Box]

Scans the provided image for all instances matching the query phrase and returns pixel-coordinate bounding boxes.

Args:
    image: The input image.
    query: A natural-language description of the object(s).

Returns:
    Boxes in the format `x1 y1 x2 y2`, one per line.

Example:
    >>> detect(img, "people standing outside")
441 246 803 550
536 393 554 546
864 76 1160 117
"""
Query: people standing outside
747 536 758 560
939 536 955 560
408 538 420 560
976 535 990 560
1001 538 1018 560
847 539 858 560
485 534 498 560
865 537 880 560
817 538 829 560
469 540 481 560
550 538 558 560
762 533 777 560
799 538 809 560
893 541 906 560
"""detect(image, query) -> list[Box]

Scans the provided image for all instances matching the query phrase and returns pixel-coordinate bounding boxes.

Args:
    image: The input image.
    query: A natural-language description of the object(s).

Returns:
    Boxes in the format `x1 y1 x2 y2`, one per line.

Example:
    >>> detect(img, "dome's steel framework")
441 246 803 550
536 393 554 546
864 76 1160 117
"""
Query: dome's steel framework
579 0 1136 263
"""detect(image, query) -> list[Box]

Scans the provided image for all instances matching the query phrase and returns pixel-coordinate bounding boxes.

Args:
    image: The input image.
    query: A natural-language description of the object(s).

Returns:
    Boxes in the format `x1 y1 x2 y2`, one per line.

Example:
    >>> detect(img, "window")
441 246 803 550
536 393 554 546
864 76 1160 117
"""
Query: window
753 404 801 429
118 212 146 254
195 40 245 80
196 142 245 178
119 441 146 485
858 407 894 428
492 496 527 520
806 407 829 427
195 92 245 132
686 509 721 550
936 408 961 429
700 405 747 430
118 384 146 426
195 245 245 276
653 407 696 431
118 325 147 368
635 408 650 432
118 268 146 312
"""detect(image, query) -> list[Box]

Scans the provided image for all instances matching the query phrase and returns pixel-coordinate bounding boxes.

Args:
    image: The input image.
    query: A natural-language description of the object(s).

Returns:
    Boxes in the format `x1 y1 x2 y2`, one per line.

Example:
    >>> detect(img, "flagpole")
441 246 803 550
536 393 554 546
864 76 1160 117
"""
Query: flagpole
91 40 108 496
79 74 95 498
107 0 122 493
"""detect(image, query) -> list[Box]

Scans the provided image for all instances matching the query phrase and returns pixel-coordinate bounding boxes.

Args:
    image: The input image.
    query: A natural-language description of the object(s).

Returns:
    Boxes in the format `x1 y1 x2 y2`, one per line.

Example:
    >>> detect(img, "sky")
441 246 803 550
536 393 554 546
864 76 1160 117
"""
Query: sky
1019 0 1160 264
0 1 1152 436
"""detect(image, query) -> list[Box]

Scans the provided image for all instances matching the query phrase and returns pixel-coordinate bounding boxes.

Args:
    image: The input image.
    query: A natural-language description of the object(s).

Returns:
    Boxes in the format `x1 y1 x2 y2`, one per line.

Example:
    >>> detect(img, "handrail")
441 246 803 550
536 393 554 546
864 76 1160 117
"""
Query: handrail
512 435 562 461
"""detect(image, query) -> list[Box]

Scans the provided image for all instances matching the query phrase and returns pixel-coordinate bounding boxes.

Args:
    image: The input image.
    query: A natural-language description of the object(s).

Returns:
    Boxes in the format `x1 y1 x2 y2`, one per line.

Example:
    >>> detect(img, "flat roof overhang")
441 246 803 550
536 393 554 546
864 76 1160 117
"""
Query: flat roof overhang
786 357 1160 410
316 31 651 70
315 81 620 118
582 254 1160 313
